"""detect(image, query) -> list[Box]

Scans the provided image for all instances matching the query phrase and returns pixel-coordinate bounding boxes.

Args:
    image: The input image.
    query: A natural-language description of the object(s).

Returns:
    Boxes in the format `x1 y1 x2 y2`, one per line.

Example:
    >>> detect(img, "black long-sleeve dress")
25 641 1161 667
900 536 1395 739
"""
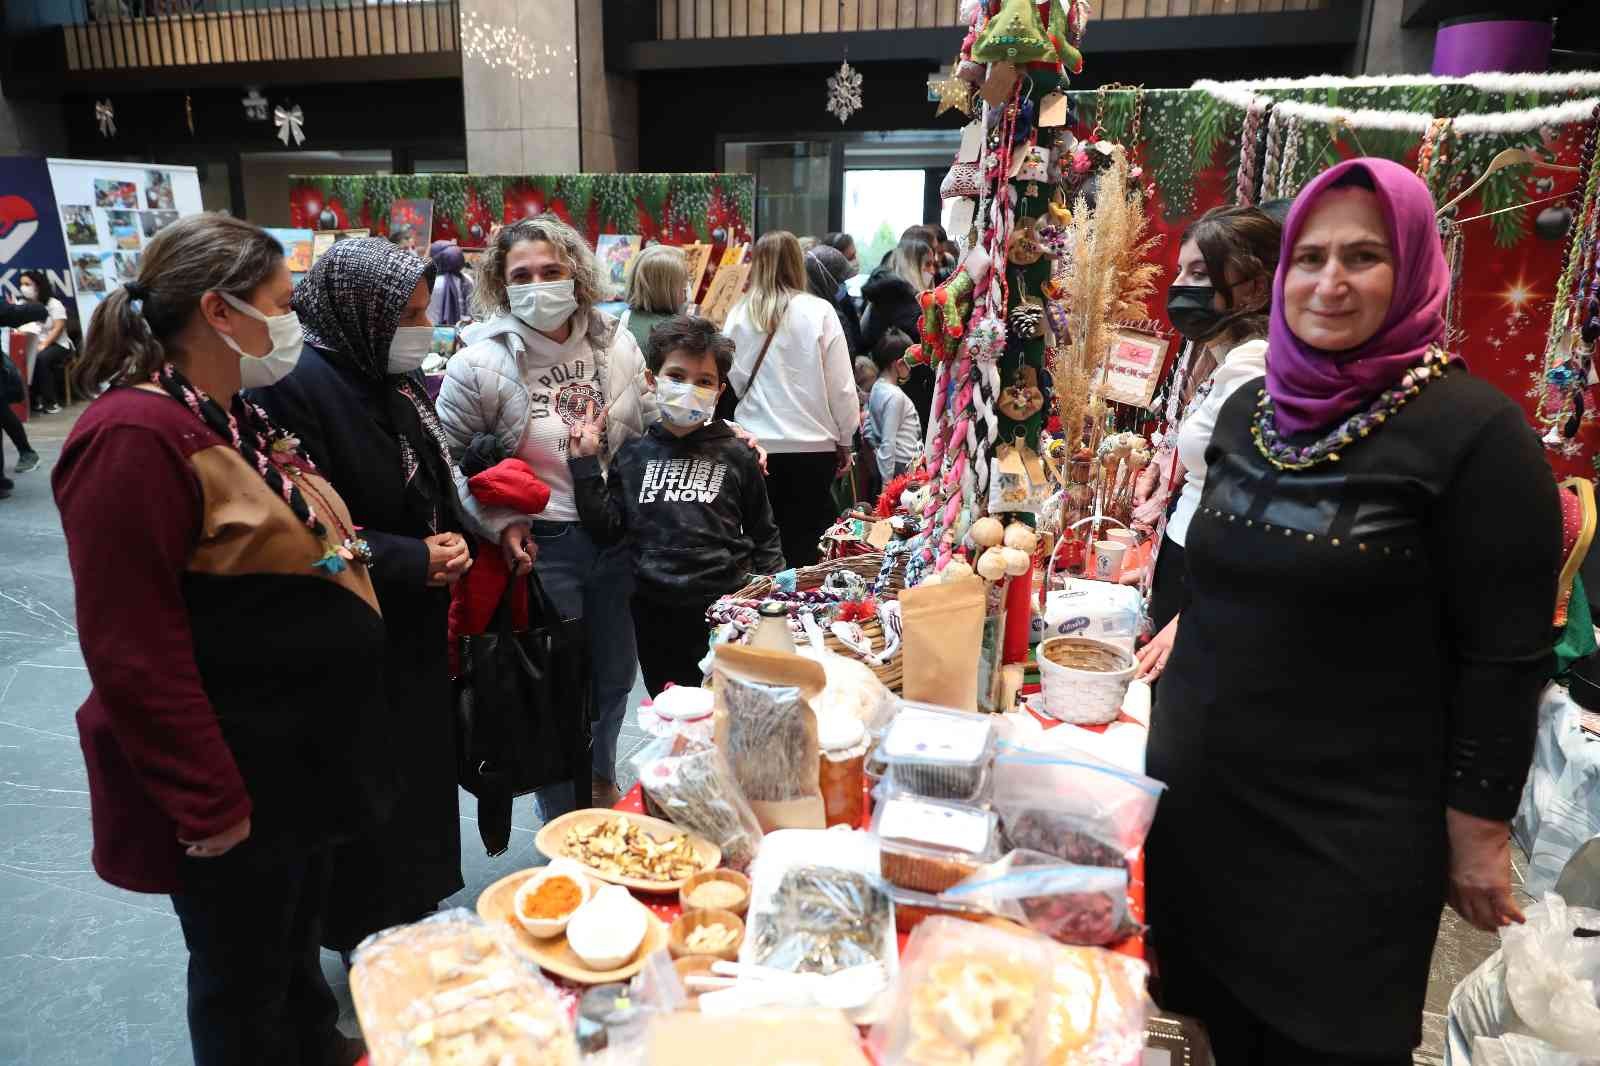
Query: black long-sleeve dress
250 346 464 950
1146 368 1560 1059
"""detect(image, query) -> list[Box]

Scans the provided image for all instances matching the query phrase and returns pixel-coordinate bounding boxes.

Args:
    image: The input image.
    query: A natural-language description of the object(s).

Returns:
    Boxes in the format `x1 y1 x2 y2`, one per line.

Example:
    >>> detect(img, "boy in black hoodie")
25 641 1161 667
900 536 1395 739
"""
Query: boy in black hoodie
568 315 785 696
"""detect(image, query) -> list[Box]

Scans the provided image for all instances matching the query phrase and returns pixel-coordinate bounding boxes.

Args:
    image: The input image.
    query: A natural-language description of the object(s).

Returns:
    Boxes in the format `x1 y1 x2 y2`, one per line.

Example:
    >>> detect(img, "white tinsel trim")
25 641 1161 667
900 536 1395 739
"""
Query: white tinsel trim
1214 71 1600 96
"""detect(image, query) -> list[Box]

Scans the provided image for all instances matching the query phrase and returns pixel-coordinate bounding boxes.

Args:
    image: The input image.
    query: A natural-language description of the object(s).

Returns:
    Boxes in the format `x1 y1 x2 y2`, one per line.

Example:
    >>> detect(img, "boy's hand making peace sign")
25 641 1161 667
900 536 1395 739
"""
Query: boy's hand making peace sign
568 399 611 459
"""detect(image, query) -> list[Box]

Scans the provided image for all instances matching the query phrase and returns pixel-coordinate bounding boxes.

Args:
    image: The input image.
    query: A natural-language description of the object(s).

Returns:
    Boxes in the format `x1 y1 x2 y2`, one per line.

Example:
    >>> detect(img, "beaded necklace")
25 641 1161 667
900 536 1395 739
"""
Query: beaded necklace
1250 346 1451 471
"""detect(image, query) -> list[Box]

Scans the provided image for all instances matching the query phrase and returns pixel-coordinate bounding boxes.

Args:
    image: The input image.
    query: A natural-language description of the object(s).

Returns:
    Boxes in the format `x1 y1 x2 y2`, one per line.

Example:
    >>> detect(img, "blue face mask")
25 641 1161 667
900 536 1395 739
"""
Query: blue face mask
655 377 718 428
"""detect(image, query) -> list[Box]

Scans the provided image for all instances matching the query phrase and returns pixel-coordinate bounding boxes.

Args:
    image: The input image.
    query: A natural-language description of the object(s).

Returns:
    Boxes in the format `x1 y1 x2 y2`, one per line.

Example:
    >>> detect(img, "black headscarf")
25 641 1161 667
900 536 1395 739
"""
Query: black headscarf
293 238 461 535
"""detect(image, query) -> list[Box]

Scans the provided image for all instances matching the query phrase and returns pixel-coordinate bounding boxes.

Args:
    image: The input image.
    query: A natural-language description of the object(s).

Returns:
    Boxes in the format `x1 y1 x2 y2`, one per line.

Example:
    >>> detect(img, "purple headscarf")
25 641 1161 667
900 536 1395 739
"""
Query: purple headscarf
428 239 474 326
1265 157 1454 434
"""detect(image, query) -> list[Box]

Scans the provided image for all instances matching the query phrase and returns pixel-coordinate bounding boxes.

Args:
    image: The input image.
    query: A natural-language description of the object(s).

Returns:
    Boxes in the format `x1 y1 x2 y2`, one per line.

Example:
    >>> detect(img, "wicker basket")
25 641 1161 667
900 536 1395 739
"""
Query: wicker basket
723 554 905 691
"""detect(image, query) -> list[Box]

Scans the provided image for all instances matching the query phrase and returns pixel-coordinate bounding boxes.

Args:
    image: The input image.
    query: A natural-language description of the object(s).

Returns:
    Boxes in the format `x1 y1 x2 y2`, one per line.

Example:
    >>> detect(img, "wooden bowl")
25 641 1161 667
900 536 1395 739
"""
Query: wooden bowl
671 953 723 1006
667 907 744 962
534 808 721 894
678 868 751 917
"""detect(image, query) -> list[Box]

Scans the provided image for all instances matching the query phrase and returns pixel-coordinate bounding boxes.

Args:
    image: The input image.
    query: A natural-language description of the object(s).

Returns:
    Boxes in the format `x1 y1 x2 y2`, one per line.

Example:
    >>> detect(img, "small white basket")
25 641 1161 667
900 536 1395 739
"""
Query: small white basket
1037 636 1136 725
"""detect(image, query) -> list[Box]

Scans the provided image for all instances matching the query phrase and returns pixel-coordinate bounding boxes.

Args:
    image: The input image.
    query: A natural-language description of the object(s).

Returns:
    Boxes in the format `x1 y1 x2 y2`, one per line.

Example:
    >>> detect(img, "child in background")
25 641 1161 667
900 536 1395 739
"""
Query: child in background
865 327 922 485
568 315 785 696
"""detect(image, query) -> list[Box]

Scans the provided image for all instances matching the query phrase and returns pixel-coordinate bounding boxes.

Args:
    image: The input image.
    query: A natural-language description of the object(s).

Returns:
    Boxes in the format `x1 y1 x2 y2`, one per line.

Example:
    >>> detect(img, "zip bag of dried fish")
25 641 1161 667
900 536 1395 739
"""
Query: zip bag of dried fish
632 733 764 873
939 850 1138 947
711 645 827 831
991 742 1166 870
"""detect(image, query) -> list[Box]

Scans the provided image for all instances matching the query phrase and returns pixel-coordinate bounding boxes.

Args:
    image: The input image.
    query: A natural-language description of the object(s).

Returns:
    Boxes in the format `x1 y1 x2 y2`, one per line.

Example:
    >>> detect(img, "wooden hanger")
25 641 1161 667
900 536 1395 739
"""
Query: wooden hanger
1436 147 1581 217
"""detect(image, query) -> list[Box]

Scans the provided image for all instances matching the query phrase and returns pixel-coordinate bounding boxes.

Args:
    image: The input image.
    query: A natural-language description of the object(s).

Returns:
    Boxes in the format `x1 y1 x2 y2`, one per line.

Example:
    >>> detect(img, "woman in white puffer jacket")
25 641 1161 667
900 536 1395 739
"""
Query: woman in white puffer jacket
437 214 655 812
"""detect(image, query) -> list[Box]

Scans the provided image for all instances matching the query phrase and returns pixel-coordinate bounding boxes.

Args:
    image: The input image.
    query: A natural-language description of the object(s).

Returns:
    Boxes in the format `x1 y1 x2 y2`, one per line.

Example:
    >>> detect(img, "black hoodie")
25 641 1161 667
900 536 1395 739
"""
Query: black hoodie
569 419 785 602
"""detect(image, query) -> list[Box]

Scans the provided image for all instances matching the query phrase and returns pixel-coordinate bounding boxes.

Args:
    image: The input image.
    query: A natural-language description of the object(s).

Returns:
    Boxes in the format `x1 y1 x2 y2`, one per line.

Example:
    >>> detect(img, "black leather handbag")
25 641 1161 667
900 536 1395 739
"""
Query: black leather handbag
456 569 592 855
0 354 23 406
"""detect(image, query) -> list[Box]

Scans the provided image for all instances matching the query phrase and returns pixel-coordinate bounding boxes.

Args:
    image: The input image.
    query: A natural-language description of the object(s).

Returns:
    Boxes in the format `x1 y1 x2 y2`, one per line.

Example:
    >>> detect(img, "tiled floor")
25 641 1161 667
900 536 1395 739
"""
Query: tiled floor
0 405 1535 1064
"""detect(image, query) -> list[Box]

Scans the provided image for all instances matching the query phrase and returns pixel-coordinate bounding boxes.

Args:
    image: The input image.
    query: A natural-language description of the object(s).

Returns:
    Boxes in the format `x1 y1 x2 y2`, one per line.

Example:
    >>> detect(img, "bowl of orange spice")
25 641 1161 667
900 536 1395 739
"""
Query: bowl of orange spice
513 862 592 939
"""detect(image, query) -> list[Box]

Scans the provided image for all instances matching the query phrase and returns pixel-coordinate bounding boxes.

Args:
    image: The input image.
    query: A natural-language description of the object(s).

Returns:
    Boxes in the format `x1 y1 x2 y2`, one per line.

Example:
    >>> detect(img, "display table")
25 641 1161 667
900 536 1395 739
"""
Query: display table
1514 681 1600 897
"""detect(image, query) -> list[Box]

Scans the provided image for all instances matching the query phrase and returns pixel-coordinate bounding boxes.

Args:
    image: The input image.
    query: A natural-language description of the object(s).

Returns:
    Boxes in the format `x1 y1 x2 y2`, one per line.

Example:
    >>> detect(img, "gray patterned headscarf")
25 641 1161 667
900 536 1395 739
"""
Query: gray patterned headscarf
294 238 461 534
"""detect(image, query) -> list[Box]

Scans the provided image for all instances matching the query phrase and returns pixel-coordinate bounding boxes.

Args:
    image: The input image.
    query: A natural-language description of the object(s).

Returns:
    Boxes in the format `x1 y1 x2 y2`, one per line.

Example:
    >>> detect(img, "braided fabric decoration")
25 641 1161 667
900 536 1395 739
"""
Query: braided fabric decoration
1277 113 1304 198
1537 109 1600 432
1234 101 1266 206
1578 104 1600 345
1260 109 1286 201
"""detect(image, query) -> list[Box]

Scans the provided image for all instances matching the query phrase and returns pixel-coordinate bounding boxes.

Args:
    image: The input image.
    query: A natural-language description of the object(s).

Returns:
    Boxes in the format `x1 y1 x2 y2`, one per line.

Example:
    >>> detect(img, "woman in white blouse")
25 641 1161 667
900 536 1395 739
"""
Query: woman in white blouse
725 231 860 567
1135 206 1283 681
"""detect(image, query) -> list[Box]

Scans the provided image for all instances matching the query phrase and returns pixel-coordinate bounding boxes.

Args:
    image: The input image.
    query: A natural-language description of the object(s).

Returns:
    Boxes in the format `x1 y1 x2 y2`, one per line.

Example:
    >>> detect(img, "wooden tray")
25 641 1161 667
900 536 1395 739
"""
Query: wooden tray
477 868 670 986
534 808 721 893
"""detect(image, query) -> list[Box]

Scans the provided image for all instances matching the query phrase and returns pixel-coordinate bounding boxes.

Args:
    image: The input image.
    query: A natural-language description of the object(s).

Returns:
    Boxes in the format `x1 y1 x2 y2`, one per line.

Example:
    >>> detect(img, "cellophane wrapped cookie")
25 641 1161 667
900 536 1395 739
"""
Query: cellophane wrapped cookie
350 909 577 1066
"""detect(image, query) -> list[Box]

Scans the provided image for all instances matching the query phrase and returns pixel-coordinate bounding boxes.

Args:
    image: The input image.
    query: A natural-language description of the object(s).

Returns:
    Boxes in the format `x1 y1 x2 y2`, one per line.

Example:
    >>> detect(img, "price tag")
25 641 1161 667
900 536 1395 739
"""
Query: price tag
945 197 977 239
979 62 1020 108
957 120 983 164
1039 92 1069 127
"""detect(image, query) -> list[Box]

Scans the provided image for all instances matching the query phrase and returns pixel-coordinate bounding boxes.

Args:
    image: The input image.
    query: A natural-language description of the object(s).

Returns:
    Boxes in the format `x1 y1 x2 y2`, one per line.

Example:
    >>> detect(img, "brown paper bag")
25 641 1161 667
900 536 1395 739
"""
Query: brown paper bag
712 645 827 831
899 576 986 711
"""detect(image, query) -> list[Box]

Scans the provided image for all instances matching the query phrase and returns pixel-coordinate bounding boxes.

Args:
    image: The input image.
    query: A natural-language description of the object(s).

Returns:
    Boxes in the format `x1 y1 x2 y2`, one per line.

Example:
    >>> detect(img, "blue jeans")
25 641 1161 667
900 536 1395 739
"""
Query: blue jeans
529 520 637 815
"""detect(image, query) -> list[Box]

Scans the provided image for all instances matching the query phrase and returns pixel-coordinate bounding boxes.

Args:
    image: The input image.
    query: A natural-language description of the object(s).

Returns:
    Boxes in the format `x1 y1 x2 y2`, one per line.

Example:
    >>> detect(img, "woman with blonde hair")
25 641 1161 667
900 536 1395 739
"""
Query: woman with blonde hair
725 230 859 567
620 243 688 350
438 213 654 811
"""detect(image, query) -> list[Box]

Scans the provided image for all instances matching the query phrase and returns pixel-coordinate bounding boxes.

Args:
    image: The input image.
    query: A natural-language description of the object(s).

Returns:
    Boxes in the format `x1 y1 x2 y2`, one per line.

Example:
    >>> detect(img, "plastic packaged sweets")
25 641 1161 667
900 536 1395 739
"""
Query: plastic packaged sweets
633 734 763 872
940 850 1138 946
349 909 577 1066
1036 944 1152 1066
992 742 1165 866
873 794 1002 893
878 702 997 802
869 917 1051 1066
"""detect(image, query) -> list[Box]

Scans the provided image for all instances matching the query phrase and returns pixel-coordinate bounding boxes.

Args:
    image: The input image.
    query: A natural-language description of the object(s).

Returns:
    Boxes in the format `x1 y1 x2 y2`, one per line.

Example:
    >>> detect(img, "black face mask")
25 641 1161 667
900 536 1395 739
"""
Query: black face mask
1168 285 1239 343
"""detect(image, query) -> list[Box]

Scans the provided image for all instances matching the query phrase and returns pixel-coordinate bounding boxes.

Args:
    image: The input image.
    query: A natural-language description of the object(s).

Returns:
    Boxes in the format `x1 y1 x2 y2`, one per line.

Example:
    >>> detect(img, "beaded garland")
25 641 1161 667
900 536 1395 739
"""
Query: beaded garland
1251 347 1451 471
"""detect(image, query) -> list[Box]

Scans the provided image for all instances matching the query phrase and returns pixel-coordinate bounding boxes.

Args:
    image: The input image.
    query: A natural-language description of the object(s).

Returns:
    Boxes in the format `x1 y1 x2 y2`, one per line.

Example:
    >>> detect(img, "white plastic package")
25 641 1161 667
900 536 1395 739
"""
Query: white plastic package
1037 580 1145 655
1502 893 1600 1052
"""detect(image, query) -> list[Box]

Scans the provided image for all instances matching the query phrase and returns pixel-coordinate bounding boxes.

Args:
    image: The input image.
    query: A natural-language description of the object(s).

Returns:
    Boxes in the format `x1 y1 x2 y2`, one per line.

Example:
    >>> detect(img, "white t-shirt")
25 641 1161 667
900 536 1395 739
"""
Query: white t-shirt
19 298 72 351
725 291 860 454
1166 338 1268 548
512 316 607 522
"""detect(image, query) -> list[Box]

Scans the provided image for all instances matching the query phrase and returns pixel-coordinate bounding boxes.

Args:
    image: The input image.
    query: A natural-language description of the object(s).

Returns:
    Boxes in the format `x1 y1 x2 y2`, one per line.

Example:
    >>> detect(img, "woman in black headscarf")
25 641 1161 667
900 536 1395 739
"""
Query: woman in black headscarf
249 237 471 952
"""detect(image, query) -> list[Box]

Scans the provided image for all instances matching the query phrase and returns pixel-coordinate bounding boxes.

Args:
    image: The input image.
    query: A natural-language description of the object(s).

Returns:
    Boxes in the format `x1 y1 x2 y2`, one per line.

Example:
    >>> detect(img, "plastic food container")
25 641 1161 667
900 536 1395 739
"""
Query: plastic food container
817 710 868 828
877 703 996 802
873 794 1001 893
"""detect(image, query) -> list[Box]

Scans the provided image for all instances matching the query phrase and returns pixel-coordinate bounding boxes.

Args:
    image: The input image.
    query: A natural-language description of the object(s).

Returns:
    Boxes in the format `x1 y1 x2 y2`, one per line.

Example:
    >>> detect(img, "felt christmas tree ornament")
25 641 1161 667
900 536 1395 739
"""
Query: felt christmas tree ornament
1048 1 1084 74
972 0 1058 65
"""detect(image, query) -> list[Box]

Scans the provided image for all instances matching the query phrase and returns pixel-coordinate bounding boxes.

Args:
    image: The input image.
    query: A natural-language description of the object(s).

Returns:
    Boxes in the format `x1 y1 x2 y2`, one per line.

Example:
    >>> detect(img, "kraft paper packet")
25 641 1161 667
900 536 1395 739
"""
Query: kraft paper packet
712 644 827 832
899 576 986 711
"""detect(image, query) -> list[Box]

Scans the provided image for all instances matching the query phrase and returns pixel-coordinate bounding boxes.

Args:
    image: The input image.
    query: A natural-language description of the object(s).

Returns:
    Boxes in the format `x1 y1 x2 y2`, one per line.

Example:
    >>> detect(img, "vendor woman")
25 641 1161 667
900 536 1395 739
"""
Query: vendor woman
1145 158 1560 1064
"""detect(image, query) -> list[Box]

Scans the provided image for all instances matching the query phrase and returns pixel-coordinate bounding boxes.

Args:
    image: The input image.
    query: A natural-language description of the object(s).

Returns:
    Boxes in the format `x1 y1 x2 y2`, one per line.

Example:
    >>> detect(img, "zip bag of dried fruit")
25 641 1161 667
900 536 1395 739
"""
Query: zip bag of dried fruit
632 732 764 872
991 743 1165 870
938 849 1141 947
711 644 826 831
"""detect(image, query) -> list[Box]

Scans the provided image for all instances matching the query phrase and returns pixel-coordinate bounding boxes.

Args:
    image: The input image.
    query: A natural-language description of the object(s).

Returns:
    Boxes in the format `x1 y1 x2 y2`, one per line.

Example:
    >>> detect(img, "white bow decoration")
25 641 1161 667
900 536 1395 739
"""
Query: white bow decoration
95 100 115 138
274 105 305 147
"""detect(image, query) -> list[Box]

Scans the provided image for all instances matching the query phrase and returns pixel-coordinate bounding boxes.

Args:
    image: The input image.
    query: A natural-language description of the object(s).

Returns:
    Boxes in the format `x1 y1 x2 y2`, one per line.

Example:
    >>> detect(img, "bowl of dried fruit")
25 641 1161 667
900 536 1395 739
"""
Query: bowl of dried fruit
667 908 744 962
679 868 751 918
511 862 591 939
535 810 720 893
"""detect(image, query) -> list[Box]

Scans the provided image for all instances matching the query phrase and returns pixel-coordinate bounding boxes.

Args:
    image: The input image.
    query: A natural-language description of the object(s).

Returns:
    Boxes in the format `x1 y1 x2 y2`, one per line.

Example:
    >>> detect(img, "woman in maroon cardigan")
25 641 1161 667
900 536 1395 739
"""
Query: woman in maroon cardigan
53 214 390 1066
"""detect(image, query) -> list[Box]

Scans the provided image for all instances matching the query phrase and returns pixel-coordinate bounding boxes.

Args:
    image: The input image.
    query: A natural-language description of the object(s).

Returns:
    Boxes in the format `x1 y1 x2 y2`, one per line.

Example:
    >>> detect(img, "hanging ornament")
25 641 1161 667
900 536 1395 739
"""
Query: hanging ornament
241 87 270 122
826 60 863 125
933 64 975 118
1047 1 1084 74
971 0 1057 64
274 104 306 147
95 99 115 138
1537 204 1575 241
185 94 194 136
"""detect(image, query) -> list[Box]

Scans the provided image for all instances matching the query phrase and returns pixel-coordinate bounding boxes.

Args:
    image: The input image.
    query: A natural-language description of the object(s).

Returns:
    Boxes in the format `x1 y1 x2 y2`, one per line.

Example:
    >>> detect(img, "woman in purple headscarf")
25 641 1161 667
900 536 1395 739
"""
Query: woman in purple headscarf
1145 158 1560 1064
428 239 475 327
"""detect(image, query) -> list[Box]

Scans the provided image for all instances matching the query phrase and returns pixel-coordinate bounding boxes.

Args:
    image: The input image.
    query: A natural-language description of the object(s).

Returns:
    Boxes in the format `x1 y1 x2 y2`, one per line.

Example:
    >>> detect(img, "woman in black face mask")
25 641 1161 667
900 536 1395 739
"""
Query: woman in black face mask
1133 205 1281 682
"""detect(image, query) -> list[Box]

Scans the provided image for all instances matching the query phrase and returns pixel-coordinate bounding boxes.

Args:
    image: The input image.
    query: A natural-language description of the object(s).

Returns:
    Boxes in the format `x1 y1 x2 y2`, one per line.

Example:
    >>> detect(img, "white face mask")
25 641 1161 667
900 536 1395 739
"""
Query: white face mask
387 325 434 375
507 279 578 333
19 283 38 300
216 291 303 388
655 377 718 429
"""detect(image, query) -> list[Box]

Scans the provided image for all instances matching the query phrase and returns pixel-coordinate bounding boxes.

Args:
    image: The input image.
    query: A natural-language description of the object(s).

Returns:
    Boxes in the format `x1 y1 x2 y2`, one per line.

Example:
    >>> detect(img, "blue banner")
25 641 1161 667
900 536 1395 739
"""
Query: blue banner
0 156 74 323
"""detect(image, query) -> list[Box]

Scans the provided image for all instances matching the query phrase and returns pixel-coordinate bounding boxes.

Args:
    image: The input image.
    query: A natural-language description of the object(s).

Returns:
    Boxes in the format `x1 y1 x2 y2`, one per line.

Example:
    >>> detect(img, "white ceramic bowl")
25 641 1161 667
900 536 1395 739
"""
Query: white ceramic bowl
566 885 649 970
511 865 592 939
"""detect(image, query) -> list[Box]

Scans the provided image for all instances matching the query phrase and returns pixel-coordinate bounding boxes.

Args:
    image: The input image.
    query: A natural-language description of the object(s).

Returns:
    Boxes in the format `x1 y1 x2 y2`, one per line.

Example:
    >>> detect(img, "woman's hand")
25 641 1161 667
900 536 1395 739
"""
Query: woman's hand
1134 615 1178 681
726 422 769 473
500 523 536 576
425 532 472 587
567 399 610 460
834 445 854 478
1446 808 1526 932
181 816 251 859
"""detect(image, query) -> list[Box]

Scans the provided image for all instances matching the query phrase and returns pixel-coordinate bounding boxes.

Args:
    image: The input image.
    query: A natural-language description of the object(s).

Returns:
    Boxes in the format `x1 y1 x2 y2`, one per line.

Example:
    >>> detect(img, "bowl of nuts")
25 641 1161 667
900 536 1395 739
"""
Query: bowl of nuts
667 908 744 962
535 809 721 893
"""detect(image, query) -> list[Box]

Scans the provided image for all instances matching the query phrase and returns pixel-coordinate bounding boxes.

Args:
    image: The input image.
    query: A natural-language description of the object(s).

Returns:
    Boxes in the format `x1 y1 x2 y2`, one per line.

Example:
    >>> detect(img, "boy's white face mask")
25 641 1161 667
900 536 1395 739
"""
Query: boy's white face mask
654 377 718 428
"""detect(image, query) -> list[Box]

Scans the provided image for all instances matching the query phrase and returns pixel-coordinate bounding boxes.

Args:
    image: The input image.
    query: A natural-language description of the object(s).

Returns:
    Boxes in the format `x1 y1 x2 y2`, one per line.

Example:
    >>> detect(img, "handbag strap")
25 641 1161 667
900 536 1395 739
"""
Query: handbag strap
737 303 786 402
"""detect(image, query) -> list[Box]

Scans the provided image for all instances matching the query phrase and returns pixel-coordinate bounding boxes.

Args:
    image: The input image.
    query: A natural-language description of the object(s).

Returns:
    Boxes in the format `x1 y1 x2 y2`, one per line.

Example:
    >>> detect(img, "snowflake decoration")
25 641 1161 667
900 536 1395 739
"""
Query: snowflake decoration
826 60 863 125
